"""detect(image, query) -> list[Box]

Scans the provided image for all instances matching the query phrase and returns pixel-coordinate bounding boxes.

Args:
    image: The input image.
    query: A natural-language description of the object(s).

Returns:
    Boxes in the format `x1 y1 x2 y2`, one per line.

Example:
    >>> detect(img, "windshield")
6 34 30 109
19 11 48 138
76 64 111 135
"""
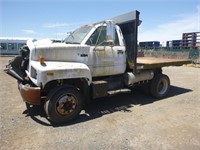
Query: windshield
64 26 93 44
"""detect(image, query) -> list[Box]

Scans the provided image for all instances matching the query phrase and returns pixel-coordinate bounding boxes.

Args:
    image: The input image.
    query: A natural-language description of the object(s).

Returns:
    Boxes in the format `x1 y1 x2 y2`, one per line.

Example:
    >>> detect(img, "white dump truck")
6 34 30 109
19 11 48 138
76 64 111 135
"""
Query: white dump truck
5 10 190 124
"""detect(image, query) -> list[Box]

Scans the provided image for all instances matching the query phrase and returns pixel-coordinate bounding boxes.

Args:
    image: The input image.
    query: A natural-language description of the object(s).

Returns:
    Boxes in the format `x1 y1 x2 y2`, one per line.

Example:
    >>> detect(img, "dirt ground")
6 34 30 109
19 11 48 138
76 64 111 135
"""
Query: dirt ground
0 56 200 150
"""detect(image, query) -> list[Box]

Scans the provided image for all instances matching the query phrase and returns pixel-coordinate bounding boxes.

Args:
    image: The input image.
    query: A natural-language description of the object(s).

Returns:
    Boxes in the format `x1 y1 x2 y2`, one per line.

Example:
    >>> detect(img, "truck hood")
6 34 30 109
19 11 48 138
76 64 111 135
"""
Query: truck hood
28 39 90 62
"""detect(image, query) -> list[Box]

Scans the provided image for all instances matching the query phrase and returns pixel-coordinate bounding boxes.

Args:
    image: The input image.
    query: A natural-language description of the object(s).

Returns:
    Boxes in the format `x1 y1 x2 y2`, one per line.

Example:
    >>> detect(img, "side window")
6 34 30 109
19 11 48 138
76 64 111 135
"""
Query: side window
87 26 106 46
8 43 17 50
0 43 7 50
86 26 120 46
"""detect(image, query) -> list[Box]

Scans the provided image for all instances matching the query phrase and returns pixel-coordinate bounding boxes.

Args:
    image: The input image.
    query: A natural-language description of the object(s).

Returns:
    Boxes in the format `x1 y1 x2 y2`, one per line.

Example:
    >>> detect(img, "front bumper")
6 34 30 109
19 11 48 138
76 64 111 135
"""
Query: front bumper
18 82 41 105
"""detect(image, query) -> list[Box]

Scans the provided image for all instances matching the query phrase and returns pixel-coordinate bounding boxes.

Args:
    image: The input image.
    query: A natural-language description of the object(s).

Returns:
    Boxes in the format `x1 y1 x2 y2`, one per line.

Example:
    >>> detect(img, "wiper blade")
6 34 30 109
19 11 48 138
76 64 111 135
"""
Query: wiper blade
71 42 80 44
65 42 72 44
65 42 80 44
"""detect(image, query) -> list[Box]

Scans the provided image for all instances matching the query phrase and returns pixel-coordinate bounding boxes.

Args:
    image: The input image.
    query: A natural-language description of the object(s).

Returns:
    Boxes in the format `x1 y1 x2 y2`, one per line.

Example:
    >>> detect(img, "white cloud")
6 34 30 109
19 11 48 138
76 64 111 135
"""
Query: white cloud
43 22 84 29
43 23 69 28
22 29 38 35
43 22 86 39
138 5 200 46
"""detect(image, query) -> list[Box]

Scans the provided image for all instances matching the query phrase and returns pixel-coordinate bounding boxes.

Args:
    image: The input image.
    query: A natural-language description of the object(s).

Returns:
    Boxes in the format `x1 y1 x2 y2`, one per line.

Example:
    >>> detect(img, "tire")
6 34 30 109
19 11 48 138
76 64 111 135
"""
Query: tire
44 86 83 124
150 74 170 99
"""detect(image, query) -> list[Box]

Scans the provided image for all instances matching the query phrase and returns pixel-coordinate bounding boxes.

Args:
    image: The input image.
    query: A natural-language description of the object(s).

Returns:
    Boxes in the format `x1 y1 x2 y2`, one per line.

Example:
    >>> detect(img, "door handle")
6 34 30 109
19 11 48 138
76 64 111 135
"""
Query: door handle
80 54 88 57
117 50 124 54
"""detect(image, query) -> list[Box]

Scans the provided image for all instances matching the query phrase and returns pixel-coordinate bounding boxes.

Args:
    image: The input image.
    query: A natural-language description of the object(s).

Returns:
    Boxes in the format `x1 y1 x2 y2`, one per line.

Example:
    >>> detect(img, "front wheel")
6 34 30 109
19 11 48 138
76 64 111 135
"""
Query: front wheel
150 74 170 99
44 86 83 124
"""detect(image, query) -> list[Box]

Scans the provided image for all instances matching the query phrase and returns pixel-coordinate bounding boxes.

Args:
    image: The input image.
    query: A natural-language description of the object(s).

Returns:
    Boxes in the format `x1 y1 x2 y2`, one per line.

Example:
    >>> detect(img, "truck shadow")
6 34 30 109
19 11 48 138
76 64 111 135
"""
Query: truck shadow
62 85 192 127
23 85 192 127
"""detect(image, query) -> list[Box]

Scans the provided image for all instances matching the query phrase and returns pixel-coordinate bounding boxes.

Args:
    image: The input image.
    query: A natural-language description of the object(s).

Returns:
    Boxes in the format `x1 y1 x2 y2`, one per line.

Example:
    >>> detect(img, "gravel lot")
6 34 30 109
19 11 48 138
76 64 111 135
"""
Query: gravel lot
0 56 200 150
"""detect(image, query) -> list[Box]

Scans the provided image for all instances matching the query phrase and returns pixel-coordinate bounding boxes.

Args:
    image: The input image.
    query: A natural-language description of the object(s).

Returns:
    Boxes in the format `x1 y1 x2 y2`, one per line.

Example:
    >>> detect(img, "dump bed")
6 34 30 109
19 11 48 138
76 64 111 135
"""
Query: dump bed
102 11 191 71
135 57 191 70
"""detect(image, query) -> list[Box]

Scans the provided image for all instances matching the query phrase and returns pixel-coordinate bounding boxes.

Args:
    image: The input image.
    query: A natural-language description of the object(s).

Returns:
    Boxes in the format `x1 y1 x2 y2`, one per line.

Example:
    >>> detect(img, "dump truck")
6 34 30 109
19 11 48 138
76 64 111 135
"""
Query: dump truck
4 10 190 124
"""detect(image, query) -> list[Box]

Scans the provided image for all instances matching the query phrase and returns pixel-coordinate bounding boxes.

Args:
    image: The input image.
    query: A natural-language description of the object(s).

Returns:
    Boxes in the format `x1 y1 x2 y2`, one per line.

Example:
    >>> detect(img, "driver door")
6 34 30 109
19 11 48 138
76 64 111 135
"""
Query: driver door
86 26 126 77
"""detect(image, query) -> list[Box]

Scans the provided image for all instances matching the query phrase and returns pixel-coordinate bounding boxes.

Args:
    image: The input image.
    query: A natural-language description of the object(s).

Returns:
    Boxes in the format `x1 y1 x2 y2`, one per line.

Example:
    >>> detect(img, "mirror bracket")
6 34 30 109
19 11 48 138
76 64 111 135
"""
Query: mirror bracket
106 20 115 45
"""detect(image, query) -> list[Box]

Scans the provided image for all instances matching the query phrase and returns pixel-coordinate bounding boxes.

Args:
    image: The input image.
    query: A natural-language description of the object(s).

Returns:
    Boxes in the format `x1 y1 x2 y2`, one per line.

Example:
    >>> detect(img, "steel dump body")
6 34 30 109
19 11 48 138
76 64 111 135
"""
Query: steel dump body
136 57 191 70
107 11 191 71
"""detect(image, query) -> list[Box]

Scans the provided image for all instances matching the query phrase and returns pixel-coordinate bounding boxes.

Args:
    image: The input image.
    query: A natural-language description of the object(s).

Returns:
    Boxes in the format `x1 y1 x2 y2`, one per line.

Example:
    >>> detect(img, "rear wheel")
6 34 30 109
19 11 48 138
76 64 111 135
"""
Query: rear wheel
150 74 170 99
44 86 83 124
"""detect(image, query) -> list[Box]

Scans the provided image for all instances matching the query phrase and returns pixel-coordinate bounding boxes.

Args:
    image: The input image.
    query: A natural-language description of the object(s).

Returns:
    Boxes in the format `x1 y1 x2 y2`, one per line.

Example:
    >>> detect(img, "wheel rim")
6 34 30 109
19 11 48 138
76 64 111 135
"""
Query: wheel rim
56 94 77 116
157 79 168 95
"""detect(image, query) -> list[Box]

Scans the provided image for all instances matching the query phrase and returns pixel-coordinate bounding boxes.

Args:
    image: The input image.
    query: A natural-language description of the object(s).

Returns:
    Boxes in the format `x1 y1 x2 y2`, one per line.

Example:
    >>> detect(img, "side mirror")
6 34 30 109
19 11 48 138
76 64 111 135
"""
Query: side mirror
106 20 115 45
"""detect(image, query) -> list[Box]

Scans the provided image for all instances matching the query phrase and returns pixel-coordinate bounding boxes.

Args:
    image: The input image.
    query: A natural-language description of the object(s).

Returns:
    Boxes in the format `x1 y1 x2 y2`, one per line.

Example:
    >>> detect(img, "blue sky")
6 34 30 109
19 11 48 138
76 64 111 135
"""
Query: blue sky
1 0 200 45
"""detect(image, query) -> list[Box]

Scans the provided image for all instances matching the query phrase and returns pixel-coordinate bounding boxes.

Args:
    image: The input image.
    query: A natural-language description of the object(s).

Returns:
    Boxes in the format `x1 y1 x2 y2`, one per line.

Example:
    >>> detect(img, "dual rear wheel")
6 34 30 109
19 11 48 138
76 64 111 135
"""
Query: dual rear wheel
145 74 170 99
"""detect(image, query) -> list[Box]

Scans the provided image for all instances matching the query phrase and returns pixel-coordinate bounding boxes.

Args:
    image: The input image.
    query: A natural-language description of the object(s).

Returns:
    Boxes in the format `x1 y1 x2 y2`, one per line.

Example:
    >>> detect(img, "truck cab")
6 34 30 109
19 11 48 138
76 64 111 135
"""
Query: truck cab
63 21 126 77
25 21 126 88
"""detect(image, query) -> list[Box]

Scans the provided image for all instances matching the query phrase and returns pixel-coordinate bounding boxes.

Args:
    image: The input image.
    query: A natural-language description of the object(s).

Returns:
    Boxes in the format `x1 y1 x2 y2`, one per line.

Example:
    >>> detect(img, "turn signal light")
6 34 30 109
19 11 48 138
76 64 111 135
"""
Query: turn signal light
39 56 45 64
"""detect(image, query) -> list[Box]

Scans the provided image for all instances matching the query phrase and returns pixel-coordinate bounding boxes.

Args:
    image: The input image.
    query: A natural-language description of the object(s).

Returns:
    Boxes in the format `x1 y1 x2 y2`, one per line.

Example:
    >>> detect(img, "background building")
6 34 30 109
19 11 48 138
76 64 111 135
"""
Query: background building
166 32 200 50
139 41 160 49
166 40 182 49
0 37 28 55
182 32 200 49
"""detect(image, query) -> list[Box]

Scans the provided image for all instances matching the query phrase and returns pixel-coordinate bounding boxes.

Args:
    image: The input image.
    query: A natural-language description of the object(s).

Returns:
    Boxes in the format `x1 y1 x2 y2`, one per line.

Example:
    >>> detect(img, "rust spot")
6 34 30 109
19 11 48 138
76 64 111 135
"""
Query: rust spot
18 83 41 105
99 50 106 57
47 72 54 76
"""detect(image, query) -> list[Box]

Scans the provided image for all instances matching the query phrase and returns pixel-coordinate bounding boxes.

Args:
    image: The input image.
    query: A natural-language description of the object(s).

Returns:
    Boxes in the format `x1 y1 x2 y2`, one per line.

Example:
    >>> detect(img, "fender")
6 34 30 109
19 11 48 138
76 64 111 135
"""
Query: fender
27 60 92 87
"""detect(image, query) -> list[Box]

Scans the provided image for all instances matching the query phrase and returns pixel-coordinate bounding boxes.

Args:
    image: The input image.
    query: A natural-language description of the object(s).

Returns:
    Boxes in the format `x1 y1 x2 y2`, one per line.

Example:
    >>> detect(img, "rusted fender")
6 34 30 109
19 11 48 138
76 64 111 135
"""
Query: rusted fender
18 83 41 105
